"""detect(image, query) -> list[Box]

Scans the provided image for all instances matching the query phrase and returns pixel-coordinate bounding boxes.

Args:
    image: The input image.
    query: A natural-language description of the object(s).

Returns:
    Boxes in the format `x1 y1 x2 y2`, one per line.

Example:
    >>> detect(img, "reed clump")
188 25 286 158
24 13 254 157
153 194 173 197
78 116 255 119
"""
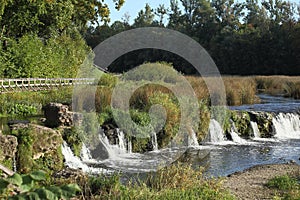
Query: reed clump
255 76 300 99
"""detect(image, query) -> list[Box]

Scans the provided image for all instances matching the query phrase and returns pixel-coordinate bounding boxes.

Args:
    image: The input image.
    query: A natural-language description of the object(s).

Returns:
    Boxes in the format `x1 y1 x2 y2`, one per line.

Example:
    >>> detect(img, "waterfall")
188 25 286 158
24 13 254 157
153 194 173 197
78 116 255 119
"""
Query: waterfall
208 119 226 143
273 113 300 139
117 129 127 153
229 121 248 144
61 141 92 172
127 137 132 154
80 143 93 162
187 128 199 147
13 155 16 172
97 129 132 158
250 121 261 139
61 141 111 174
151 132 158 151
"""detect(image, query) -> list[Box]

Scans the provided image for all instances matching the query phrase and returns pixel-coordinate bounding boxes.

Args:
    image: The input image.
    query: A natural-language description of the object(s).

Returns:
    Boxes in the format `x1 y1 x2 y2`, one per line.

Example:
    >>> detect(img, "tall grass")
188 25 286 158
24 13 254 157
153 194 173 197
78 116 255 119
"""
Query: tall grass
186 76 259 106
82 164 235 200
255 76 300 99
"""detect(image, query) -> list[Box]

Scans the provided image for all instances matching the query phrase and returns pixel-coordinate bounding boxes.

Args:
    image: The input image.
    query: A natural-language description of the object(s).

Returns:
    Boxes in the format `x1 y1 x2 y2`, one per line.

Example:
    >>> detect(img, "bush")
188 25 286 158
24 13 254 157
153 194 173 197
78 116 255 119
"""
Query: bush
267 175 299 191
267 175 300 200
122 62 181 84
0 33 90 78
0 170 81 199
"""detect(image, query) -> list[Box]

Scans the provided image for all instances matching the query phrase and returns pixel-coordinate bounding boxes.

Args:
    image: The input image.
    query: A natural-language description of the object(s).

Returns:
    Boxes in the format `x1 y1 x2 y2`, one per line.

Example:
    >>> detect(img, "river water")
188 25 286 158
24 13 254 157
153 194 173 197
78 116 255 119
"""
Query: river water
60 94 300 178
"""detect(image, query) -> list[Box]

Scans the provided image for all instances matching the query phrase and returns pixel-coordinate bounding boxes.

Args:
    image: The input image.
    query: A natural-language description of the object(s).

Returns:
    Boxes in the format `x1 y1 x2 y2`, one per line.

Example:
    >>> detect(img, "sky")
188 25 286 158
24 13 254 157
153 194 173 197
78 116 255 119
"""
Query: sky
106 0 171 24
106 0 299 24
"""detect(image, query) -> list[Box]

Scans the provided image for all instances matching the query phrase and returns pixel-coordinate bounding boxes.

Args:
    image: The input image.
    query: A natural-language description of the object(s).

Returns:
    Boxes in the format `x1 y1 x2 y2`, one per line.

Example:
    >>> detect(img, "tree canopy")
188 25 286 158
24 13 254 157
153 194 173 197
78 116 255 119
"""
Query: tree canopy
85 0 300 75
0 0 124 78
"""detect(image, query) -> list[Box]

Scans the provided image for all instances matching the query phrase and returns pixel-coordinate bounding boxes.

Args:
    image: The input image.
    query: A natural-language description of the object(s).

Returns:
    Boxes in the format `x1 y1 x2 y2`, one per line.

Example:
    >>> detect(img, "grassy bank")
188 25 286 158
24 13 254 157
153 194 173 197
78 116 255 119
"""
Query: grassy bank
0 88 73 117
78 164 235 200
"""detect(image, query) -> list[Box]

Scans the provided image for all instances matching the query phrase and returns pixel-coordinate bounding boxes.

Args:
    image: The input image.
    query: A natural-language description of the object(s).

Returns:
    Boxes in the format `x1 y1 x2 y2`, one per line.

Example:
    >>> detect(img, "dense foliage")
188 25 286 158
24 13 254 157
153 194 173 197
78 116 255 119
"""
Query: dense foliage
0 170 80 199
86 0 300 75
0 0 125 78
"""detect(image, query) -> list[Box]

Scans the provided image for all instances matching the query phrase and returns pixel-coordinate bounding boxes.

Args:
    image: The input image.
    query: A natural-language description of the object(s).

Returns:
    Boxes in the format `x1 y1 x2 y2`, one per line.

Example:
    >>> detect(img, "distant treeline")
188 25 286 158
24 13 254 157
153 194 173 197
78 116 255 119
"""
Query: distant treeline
85 0 300 75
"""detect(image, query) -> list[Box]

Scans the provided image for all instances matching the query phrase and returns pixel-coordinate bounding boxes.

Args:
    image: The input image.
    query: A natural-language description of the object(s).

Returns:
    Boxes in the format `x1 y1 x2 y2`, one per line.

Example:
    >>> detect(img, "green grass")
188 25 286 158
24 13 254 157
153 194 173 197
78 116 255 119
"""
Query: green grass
266 175 300 200
82 164 236 200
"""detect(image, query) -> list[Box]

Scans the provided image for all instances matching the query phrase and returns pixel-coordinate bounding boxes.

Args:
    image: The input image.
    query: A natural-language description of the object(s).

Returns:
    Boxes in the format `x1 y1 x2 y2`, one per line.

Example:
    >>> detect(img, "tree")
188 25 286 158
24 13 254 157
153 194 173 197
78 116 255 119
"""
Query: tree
168 0 184 31
0 0 125 39
155 4 169 26
133 4 155 27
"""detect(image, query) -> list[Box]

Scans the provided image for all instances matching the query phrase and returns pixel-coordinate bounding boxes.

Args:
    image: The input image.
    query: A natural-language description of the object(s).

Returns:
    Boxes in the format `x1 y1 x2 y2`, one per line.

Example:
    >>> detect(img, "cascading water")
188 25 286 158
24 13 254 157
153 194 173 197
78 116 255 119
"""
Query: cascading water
273 113 300 139
80 143 93 162
229 121 248 144
151 132 158 151
207 119 226 143
187 128 199 147
61 141 110 174
117 129 127 153
127 137 132 154
250 121 261 139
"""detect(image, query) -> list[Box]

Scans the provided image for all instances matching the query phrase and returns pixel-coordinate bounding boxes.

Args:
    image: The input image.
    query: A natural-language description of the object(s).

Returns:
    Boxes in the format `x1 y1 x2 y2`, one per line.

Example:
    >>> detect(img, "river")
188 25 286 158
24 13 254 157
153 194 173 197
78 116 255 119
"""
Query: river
61 94 300 178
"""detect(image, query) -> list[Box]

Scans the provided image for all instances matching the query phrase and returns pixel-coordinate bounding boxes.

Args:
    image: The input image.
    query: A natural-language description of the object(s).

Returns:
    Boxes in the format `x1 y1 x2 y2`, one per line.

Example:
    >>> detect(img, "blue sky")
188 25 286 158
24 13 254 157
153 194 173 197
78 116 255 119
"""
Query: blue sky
106 0 299 24
107 0 171 24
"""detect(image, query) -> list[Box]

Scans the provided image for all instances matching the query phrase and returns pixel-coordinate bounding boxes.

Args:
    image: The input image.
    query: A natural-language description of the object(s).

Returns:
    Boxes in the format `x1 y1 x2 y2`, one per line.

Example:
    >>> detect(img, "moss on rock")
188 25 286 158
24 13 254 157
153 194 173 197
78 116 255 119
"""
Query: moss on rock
11 124 63 173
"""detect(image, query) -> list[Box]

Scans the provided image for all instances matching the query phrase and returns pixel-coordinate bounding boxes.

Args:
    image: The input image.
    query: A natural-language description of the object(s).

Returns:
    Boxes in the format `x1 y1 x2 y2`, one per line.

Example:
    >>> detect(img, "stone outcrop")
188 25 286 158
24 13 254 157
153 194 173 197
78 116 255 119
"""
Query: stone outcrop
10 123 64 173
10 123 62 160
43 103 82 128
248 111 274 137
0 133 18 160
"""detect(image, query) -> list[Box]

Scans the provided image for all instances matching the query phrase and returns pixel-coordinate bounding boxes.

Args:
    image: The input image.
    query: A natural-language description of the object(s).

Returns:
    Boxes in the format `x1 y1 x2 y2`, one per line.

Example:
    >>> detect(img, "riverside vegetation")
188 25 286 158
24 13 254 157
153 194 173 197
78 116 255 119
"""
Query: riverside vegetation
1 63 300 199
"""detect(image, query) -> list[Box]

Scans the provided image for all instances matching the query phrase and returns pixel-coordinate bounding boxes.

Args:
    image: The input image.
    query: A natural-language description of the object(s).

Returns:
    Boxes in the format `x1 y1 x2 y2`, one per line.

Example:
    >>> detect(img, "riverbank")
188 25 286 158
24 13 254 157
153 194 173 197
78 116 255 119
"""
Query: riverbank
224 162 300 200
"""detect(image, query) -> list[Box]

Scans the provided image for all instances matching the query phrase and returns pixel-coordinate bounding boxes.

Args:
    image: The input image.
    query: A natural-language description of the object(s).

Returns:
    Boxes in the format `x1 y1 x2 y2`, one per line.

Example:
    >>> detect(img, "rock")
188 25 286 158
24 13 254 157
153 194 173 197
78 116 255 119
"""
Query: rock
43 103 82 128
7 120 29 127
248 111 274 138
0 134 18 160
11 123 62 160
52 168 87 186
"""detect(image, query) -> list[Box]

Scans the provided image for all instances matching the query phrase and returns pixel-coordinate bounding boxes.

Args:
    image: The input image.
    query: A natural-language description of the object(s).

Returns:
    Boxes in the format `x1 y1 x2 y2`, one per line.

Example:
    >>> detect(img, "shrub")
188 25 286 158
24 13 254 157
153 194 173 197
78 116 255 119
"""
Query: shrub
123 62 181 84
267 175 299 190
0 170 81 199
267 175 300 200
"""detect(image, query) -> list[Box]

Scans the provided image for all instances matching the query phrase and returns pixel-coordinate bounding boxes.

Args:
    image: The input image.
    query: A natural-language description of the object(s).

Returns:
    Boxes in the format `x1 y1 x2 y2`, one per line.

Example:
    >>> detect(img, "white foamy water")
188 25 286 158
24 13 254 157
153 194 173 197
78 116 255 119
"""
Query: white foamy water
61 141 111 174
187 128 199 147
250 121 261 139
273 113 300 139
151 132 158 151
208 119 226 143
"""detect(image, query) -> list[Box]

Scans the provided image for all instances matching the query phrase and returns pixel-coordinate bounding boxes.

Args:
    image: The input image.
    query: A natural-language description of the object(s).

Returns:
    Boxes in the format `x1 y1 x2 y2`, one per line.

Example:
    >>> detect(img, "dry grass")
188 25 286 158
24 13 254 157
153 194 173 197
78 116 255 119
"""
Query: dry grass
186 76 259 106
255 76 300 99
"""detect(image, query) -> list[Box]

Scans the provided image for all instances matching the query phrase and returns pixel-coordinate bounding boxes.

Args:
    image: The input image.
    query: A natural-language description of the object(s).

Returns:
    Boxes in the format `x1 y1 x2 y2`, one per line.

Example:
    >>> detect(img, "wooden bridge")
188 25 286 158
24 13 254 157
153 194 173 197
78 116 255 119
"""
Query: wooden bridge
0 78 96 93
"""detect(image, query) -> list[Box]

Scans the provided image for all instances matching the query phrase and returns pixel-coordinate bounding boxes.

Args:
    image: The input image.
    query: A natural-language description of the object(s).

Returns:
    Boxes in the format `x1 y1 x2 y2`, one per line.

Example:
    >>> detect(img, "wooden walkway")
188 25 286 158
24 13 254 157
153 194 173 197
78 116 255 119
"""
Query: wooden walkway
0 78 96 93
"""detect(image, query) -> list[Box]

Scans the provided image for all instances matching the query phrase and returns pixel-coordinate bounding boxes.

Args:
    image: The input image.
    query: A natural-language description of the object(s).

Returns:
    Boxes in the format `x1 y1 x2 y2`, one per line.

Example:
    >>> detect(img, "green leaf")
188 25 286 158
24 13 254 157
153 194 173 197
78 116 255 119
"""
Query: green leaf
22 175 34 185
0 179 9 190
26 191 40 200
35 188 58 200
60 184 81 198
8 194 27 200
7 173 23 186
46 186 63 199
29 171 46 181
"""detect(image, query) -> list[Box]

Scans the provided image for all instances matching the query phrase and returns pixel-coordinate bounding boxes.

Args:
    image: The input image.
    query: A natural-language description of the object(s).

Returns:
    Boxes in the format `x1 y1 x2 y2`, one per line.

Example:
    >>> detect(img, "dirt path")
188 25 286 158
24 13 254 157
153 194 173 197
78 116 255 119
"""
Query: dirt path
223 163 300 200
